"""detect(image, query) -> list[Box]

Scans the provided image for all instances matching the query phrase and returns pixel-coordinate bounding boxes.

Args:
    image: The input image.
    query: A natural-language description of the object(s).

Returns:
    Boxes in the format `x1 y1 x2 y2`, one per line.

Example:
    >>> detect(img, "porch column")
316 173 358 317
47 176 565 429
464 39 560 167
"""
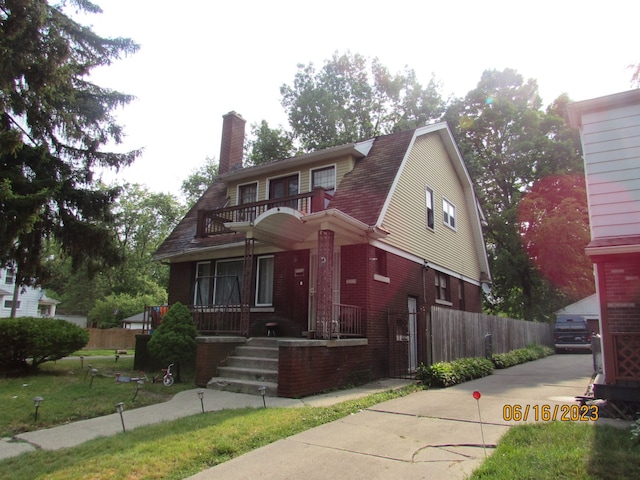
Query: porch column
241 237 255 336
316 229 334 339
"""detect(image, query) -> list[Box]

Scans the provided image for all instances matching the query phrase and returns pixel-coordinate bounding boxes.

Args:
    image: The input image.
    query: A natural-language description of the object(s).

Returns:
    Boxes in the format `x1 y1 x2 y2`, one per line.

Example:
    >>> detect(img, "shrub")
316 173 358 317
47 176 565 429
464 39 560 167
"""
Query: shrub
0 318 89 370
416 357 493 388
147 302 198 380
492 344 553 369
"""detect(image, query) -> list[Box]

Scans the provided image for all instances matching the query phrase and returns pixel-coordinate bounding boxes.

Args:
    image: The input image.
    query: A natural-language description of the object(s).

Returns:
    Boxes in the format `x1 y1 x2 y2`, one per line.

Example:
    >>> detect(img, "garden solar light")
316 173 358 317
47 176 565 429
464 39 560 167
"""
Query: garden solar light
79 355 84 369
83 364 93 382
33 396 43 422
115 402 126 432
258 386 267 408
89 368 98 388
197 389 205 413
133 380 144 402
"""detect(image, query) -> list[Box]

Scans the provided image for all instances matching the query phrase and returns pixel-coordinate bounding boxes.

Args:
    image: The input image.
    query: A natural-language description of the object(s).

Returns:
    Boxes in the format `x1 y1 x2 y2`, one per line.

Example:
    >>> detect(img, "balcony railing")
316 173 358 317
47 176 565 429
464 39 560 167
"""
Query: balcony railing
143 302 363 338
197 189 332 236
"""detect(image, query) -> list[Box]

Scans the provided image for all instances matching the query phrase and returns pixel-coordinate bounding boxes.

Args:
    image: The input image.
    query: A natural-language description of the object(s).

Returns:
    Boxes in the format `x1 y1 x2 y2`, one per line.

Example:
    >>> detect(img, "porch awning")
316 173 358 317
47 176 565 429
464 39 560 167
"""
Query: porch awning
225 208 388 249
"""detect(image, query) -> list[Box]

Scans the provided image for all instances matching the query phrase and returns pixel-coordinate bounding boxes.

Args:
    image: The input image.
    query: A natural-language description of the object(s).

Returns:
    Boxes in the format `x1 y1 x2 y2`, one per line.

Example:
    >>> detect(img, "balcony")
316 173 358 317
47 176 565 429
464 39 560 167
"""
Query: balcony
197 189 332 237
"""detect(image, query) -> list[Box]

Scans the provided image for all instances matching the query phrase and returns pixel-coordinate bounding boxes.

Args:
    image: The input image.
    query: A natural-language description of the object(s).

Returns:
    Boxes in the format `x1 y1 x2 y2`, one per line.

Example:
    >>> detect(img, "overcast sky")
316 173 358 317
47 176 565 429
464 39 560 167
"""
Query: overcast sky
80 0 637 198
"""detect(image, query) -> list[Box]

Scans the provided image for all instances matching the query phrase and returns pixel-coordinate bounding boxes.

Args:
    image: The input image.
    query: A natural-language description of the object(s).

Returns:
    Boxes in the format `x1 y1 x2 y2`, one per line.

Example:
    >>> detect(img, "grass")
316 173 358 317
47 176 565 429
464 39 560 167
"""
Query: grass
470 421 640 480
0 386 418 480
71 349 133 357
0 357 195 437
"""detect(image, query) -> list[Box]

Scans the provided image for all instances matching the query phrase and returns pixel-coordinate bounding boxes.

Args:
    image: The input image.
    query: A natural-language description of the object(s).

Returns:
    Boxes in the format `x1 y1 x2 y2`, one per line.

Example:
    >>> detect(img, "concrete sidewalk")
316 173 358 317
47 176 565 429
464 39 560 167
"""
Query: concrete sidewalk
188 354 597 480
1 355 599 479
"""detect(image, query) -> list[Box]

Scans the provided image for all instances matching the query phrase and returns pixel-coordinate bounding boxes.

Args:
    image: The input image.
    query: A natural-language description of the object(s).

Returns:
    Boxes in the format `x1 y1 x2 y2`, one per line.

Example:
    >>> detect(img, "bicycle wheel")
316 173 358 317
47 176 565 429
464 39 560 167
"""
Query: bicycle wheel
163 375 174 387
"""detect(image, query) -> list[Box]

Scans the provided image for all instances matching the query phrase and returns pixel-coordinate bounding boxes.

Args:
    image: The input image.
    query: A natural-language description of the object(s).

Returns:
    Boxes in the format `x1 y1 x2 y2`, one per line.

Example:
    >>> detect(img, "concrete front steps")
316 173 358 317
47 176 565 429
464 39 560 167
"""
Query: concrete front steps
206 337 279 397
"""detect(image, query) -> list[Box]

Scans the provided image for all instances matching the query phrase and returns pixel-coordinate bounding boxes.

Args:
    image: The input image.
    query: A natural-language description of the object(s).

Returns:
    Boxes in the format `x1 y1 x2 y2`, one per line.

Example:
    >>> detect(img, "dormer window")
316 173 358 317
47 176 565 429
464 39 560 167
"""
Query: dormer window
311 166 336 195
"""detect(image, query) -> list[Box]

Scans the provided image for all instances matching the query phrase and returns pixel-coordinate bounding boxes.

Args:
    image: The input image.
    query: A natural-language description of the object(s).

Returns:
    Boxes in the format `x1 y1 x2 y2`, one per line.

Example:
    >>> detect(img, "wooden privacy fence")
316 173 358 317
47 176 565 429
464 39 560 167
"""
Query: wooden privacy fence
85 328 140 350
428 306 553 364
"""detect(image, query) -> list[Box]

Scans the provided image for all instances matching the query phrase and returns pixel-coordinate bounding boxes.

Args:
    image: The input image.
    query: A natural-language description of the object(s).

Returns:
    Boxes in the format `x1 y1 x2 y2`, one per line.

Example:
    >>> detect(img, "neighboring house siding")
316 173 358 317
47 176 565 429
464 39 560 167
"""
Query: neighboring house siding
580 103 640 239
379 133 482 282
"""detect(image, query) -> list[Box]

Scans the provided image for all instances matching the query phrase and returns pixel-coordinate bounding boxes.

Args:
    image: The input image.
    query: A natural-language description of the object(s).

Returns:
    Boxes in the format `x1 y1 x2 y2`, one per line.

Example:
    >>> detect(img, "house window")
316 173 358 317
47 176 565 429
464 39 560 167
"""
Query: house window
435 272 450 302
194 262 212 305
238 182 258 221
269 174 299 208
5 270 14 284
311 166 336 195
374 248 387 276
255 256 274 306
3 300 20 310
425 187 434 229
443 198 456 229
213 259 243 305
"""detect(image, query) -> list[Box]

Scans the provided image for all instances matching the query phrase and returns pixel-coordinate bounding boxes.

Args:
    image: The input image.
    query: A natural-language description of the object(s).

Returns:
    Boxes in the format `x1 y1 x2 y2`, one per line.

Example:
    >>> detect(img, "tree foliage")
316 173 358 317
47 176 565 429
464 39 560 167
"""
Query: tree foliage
89 291 166 328
445 69 584 321
0 0 140 312
277 51 445 152
518 174 594 302
180 156 218 208
245 120 295 166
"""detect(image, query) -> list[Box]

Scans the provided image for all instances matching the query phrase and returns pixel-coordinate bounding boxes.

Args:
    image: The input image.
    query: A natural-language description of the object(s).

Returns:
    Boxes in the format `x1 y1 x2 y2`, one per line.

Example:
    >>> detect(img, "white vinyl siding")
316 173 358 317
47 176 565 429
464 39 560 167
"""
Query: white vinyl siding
580 103 640 239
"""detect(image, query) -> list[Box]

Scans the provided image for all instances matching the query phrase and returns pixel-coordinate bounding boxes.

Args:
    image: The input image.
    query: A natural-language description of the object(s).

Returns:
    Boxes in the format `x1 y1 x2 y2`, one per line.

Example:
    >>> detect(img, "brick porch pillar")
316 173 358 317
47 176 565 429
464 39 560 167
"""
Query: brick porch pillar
316 229 334 339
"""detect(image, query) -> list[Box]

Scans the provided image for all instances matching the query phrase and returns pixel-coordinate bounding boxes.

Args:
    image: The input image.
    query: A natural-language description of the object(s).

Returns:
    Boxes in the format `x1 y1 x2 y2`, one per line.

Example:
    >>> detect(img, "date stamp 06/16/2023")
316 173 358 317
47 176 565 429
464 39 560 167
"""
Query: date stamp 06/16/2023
502 404 599 422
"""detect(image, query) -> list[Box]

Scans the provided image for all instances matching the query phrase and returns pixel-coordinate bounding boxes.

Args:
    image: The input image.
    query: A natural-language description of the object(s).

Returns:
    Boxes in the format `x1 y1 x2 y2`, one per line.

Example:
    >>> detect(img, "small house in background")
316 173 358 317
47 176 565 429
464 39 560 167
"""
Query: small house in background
146 112 491 398
568 89 640 417
121 312 145 330
0 268 59 318
555 293 600 335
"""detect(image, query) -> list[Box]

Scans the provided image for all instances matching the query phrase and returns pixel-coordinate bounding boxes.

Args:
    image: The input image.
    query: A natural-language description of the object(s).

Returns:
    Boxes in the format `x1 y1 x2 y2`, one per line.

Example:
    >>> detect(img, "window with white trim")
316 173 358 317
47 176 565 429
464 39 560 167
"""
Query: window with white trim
443 198 456 229
311 166 336 194
255 256 274 306
5 270 15 285
238 182 258 221
435 272 450 302
3 300 20 310
194 262 212 305
425 187 434 229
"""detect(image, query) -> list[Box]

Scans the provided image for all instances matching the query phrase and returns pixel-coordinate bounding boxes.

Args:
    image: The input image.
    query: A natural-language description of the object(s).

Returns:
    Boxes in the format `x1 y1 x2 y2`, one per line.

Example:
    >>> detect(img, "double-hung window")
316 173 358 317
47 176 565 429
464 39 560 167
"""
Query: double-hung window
443 198 456 229
238 183 258 221
255 256 274 306
435 272 450 303
425 187 434 229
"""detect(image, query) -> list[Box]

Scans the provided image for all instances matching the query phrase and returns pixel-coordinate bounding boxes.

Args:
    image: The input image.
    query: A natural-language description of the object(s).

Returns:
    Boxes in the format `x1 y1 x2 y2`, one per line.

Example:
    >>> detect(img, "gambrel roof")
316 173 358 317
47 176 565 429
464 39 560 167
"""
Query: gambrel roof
155 122 490 282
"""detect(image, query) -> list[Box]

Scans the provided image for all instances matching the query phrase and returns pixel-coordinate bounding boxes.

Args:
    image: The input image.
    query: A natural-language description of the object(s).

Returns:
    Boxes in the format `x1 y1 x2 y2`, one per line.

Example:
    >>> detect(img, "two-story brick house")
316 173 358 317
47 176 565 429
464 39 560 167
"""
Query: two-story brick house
150 112 491 397
568 90 640 415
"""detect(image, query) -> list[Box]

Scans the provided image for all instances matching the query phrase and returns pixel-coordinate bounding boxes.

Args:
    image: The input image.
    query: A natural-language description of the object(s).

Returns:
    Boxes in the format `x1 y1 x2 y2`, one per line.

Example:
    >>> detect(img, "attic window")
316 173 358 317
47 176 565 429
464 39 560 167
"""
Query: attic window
311 166 336 194
425 187 434 229
443 198 456 229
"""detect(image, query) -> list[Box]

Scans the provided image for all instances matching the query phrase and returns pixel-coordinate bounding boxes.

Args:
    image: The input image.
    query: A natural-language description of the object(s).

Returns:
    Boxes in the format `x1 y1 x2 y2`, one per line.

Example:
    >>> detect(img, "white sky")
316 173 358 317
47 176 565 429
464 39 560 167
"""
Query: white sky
79 0 637 198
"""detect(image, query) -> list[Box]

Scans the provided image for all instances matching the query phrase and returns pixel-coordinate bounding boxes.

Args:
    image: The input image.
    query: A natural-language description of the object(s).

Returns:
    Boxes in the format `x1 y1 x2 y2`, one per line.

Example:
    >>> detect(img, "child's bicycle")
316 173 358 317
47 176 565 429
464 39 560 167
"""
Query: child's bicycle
154 363 174 386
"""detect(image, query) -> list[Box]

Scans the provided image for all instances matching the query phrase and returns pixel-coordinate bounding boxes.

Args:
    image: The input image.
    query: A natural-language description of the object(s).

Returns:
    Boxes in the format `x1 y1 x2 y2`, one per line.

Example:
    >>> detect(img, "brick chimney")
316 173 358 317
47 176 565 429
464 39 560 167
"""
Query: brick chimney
218 111 246 174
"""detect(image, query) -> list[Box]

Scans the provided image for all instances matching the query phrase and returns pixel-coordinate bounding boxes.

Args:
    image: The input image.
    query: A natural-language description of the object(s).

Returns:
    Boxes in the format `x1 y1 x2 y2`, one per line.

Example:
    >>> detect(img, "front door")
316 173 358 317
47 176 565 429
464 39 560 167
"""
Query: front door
408 297 418 373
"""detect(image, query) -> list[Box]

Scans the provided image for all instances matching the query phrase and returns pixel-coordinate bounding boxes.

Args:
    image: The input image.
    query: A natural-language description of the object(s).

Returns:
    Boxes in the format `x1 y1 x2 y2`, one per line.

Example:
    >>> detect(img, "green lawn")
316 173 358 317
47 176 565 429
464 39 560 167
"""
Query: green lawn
470 421 640 480
0 357 194 437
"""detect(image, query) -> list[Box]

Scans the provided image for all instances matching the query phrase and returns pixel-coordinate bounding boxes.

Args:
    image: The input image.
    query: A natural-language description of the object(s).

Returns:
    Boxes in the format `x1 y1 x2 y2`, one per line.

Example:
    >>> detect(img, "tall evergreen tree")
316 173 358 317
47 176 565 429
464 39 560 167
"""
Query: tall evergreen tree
0 0 140 315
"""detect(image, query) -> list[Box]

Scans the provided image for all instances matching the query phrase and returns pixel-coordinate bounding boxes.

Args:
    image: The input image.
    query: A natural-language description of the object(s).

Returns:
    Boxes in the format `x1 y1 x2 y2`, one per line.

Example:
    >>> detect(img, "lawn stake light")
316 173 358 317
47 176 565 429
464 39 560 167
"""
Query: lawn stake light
258 386 267 408
83 364 93 382
115 402 126 432
79 355 84 369
197 390 205 413
115 353 120 363
33 396 43 422
132 380 144 402
89 368 98 388
473 391 487 459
